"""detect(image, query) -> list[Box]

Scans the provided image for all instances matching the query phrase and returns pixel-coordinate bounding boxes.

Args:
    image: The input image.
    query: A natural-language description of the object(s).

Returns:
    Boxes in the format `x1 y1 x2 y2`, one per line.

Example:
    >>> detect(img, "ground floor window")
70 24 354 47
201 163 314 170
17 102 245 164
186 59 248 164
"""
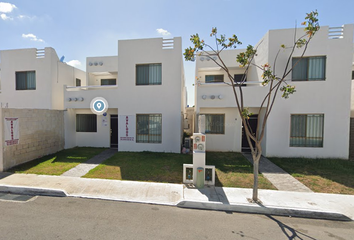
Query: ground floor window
290 114 324 147
205 114 225 134
136 114 162 143
76 114 97 132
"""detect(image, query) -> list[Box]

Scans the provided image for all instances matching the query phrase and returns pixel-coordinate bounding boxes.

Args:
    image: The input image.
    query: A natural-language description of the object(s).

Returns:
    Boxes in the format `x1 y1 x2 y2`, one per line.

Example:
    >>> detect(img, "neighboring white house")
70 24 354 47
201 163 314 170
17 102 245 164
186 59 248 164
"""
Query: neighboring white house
0 47 86 110
0 47 86 170
194 24 354 159
64 37 185 153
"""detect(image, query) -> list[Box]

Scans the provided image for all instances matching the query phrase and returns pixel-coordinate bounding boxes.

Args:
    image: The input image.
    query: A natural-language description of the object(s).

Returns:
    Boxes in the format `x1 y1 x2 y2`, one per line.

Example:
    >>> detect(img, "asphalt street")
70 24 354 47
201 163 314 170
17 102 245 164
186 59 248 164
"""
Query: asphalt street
0 195 353 240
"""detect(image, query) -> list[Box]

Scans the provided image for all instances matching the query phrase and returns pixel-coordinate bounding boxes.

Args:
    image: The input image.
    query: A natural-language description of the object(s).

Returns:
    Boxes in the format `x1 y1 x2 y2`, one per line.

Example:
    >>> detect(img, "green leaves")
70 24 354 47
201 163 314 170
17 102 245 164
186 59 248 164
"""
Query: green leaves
304 10 320 37
296 38 307 48
261 64 275 86
184 27 242 62
183 47 195 61
280 85 296 99
210 27 217 37
237 45 256 67
183 34 205 61
241 108 253 120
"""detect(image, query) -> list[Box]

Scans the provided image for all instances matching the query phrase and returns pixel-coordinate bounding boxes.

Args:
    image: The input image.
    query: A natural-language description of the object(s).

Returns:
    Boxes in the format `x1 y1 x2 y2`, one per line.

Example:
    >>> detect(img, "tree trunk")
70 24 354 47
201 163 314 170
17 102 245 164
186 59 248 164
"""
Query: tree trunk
252 146 262 202
252 156 259 201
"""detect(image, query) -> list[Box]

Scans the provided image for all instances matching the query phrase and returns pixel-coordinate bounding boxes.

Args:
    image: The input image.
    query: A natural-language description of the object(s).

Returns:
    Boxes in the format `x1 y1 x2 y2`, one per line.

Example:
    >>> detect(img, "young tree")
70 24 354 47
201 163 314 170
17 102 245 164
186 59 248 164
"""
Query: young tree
184 11 320 201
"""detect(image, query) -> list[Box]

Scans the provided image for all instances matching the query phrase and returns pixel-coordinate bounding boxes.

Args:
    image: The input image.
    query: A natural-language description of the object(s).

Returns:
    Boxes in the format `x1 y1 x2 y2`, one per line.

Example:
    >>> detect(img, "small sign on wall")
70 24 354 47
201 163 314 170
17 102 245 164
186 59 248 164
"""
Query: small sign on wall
102 116 108 127
119 115 135 141
4 117 19 146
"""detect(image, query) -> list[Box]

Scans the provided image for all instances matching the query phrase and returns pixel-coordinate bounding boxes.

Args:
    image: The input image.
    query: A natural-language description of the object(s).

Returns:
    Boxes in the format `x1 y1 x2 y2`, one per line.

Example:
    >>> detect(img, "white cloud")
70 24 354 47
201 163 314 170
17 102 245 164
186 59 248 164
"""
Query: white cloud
0 13 12 20
156 28 171 36
22 33 44 42
17 14 36 20
0 2 17 13
66 60 81 68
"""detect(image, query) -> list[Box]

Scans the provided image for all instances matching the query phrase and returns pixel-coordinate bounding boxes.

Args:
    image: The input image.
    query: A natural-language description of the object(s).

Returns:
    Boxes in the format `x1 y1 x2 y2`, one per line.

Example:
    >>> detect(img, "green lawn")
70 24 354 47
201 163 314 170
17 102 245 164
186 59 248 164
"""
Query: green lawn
8 147 106 175
206 152 275 189
84 151 276 190
269 157 354 194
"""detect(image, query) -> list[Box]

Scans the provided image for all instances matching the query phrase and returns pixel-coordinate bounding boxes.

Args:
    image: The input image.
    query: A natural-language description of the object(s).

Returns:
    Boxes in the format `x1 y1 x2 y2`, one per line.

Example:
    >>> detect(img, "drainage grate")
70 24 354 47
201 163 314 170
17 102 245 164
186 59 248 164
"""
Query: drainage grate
0 193 35 202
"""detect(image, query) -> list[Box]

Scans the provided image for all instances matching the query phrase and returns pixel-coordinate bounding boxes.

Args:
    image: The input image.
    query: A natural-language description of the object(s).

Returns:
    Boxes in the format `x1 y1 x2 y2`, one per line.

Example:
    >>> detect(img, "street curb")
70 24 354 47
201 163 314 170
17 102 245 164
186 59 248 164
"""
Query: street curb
177 201 352 221
0 185 67 197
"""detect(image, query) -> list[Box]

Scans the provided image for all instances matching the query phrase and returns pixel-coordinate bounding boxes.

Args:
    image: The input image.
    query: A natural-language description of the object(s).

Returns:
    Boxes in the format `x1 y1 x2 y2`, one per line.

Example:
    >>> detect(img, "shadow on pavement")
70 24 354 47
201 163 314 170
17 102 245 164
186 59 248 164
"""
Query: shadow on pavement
266 215 317 240
0 172 13 180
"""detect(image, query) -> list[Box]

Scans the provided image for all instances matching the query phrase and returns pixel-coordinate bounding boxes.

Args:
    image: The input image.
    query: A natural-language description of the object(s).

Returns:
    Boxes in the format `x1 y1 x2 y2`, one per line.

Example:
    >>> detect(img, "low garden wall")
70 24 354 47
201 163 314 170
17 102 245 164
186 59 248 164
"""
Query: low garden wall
1 108 64 170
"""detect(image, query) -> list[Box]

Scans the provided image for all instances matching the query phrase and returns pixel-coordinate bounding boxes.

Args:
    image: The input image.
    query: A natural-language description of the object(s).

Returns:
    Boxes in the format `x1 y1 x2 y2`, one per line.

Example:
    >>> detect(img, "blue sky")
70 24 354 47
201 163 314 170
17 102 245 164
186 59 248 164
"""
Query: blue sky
1 0 353 106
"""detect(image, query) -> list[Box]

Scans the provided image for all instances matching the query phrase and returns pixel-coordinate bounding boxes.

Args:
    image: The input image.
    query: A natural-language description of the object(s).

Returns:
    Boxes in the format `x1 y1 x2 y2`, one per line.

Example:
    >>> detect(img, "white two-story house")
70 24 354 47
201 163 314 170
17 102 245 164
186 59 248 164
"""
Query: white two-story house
0 48 86 170
194 24 354 159
0 38 186 171
64 37 186 153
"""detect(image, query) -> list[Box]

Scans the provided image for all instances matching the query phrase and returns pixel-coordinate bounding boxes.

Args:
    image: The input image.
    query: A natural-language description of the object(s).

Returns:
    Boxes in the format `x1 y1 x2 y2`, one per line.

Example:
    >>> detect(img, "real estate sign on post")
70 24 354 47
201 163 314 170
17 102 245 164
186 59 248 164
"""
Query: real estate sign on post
4 117 19 146
119 115 135 141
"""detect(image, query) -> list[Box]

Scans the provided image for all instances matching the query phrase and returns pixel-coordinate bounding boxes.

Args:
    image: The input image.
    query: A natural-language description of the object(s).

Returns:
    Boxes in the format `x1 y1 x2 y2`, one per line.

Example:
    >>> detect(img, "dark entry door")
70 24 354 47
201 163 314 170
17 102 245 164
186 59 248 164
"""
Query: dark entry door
110 115 118 149
242 114 258 152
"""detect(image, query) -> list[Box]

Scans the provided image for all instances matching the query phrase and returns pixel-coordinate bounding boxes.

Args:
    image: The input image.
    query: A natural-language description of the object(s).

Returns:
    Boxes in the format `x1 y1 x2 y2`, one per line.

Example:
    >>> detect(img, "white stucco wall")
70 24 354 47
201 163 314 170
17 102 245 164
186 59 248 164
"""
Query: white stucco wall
195 25 354 159
199 107 240 152
0 47 85 110
0 48 53 109
263 25 353 159
86 56 118 86
64 37 184 153
64 108 118 149
117 37 183 153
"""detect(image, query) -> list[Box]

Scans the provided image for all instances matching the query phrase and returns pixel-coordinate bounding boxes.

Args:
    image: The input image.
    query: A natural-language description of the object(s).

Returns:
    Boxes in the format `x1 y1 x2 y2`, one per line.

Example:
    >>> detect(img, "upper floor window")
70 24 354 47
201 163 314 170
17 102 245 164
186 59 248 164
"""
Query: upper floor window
352 71 354 80
205 75 224 83
76 114 97 132
76 78 81 87
136 63 161 85
234 74 247 86
101 79 116 85
16 71 36 90
290 114 324 147
292 56 326 81
205 114 225 134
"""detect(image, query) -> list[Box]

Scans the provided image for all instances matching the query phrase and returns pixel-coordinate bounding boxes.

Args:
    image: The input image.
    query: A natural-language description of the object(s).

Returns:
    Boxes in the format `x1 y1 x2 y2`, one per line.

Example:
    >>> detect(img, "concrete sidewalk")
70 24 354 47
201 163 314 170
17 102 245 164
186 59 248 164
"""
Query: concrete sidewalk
0 172 353 221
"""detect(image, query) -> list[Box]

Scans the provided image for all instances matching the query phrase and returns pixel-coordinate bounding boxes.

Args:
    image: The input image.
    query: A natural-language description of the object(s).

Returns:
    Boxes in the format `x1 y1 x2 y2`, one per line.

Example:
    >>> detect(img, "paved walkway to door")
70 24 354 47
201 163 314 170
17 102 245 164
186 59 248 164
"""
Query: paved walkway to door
242 153 313 192
61 149 117 177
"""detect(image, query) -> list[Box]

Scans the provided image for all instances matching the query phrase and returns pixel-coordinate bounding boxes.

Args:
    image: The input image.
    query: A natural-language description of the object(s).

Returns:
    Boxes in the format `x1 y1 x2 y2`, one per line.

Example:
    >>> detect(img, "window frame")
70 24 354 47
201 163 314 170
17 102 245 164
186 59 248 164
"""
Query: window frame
234 74 247 86
204 114 225 134
205 74 224 83
15 71 36 90
136 63 162 86
76 114 97 133
292 56 326 81
76 78 81 87
136 114 162 143
290 114 324 148
101 78 117 86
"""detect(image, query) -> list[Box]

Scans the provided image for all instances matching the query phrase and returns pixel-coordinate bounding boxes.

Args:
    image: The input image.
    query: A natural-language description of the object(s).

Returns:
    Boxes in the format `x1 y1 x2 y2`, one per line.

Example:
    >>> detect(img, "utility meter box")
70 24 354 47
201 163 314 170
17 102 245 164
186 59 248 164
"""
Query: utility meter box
193 133 206 153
